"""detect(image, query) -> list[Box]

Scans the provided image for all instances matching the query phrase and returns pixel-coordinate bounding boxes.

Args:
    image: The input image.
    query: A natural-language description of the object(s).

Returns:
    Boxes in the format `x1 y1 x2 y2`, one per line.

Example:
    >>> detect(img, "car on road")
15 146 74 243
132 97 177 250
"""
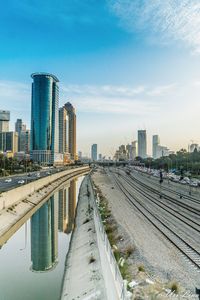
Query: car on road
5 178 12 183
190 181 198 187
18 180 25 184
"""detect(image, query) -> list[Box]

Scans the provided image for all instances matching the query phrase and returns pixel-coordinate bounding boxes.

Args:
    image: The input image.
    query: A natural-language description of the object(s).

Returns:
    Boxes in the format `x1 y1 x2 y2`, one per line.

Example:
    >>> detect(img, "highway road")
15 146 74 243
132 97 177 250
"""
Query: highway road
0 166 78 193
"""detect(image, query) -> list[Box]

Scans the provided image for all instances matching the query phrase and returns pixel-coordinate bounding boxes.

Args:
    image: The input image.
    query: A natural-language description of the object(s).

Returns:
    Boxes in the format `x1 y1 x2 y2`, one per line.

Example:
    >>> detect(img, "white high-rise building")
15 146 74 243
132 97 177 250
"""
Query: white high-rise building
131 141 137 160
152 135 160 159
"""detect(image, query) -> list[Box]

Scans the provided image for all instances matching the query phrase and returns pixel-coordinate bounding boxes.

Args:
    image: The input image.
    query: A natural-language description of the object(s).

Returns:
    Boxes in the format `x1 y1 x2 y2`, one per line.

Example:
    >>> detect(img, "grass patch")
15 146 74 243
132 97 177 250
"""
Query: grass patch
169 281 179 294
83 218 90 224
119 261 132 281
89 255 96 264
138 264 145 272
124 245 135 258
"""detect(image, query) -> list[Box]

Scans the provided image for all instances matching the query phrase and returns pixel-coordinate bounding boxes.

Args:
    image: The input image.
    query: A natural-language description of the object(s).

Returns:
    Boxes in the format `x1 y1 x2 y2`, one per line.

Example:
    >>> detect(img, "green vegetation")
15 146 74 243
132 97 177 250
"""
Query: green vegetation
0 154 41 177
93 182 134 281
83 218 90 224
169 281 179 294
89 255 96 264
137 148 200 176
138 264 145 272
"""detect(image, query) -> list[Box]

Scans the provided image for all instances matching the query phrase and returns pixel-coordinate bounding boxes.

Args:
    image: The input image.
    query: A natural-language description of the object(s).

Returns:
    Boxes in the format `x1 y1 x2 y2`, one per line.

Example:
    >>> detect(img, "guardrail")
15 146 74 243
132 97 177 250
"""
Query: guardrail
89 176 127 300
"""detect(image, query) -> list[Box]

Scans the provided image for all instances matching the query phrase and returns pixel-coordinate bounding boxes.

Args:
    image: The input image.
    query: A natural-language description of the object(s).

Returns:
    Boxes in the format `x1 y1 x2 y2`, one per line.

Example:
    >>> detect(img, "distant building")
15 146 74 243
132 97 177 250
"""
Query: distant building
91 144 97 161
0 110 10 132
190 143 199 153
138 130 147 158
98 153 102 161
152 135 160 159
78 151 82 159
15 118 29 153
126 144 135 160
19 130 30 153
15 118 26 134
59 106 69 154
157 145 170 157
65 102 76 161
131 141 137 160
30 73 59 165
0 131 18 153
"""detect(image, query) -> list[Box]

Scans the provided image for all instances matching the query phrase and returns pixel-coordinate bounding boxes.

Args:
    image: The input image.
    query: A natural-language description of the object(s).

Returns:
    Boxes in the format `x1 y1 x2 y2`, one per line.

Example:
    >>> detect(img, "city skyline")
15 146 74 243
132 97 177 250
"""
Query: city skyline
1 1 200 155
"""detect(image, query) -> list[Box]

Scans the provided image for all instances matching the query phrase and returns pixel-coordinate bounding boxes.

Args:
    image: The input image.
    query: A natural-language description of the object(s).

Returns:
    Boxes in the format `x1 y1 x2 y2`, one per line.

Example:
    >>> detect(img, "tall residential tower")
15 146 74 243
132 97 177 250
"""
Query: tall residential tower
91 144 97 161
64 102 76 161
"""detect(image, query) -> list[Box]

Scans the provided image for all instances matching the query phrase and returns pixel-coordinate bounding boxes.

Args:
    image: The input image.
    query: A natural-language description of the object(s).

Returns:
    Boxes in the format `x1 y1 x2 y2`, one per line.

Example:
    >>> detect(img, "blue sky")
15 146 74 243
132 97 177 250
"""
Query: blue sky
1 0 200 156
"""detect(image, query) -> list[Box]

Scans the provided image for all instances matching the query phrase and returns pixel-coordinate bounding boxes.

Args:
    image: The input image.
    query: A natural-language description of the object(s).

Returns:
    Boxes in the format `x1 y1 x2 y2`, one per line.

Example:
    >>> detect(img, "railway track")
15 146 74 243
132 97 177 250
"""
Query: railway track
110 171 200 272
123 170 200 215
131 170 200 205
114 171 200 233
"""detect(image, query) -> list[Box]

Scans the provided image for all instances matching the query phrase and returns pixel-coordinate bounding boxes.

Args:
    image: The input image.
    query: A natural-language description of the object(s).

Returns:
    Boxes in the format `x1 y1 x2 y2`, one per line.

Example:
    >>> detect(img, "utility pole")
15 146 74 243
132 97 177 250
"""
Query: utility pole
159 170 163 198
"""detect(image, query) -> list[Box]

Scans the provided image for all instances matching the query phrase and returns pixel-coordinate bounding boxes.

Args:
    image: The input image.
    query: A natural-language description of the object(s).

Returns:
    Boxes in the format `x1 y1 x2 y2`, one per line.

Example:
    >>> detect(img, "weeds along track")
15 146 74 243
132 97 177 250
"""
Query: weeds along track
110 170 200 271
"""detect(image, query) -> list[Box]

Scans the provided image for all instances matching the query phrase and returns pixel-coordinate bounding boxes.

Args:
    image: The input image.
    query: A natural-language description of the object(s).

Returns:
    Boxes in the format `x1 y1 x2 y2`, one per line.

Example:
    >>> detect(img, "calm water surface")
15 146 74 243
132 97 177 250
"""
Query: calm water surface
0 176 84 300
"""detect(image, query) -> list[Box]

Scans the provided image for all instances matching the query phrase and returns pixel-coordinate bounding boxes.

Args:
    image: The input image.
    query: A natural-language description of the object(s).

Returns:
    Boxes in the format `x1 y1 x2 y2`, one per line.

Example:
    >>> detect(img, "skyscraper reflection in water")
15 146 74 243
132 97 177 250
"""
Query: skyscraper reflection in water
58 179 77 234
66 179 77 234
31 193 58 272
58 187 68 233
30 179 77 272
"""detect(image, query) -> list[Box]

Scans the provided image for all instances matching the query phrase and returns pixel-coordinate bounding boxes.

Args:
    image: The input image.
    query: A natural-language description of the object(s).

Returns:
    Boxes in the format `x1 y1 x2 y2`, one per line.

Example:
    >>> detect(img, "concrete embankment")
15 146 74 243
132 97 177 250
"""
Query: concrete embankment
61 175 107 300
61 175 128 300
0 166 89 246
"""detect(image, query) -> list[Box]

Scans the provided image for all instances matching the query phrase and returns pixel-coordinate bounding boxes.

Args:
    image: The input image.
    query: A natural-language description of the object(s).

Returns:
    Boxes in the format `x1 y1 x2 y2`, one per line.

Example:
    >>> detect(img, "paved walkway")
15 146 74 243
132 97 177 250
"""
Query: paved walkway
61 176 107 300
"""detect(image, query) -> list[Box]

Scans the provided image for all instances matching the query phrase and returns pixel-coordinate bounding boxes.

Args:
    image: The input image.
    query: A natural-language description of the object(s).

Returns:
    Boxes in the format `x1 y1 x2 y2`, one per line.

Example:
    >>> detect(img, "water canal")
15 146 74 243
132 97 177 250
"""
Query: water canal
0 176 84 300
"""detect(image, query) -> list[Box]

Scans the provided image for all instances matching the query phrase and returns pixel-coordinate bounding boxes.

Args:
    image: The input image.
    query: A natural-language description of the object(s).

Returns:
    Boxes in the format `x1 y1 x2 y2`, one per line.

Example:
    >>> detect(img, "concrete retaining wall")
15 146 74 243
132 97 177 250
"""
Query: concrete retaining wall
89 177 127 300
0 166 89 211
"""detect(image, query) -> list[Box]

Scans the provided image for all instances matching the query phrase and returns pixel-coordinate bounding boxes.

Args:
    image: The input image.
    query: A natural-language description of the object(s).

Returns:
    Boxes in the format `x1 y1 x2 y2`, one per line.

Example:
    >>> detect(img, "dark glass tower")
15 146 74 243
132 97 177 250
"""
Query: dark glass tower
31 73 59 165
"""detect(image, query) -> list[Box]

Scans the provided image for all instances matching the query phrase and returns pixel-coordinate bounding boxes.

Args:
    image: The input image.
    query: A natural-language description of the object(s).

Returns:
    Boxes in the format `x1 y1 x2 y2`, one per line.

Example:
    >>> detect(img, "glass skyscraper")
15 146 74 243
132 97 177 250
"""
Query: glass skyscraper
91 143 97 161
138 130 147 158
31 73 59 165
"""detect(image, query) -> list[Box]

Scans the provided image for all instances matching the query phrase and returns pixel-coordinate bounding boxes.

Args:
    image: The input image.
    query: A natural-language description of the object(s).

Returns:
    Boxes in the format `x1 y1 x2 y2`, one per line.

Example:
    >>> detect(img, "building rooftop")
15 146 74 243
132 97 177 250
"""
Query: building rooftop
31 72 59 82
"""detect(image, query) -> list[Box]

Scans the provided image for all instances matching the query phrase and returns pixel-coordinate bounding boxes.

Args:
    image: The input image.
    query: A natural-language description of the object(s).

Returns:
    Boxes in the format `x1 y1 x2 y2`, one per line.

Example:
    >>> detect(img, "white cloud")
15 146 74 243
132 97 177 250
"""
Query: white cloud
146 84 176 96
60 84 146 98
0 80 178 119
108 0 200 54
0 80 175 118
60 83 176 115
0 81 29 100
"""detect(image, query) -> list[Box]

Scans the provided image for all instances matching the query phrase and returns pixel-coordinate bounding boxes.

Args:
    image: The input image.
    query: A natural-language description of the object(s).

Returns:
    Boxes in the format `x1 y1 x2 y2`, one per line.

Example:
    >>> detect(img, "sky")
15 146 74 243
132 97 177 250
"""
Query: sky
1 0 200 157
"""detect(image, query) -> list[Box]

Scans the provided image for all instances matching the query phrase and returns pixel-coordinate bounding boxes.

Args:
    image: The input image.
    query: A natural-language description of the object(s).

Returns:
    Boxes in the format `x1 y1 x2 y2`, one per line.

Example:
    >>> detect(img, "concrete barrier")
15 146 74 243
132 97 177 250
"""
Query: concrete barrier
89 177 127 300
0 166 89 211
